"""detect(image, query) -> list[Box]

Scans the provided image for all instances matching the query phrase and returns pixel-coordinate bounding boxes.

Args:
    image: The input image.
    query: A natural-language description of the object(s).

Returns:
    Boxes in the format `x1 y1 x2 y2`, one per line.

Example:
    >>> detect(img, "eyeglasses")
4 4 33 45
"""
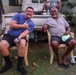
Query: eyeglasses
26 10 34 13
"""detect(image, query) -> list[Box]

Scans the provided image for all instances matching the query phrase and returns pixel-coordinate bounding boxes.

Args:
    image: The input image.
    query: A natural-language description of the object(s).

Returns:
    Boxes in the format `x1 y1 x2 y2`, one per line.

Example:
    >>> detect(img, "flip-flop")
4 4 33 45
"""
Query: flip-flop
63 63 69 68
57 63 64 68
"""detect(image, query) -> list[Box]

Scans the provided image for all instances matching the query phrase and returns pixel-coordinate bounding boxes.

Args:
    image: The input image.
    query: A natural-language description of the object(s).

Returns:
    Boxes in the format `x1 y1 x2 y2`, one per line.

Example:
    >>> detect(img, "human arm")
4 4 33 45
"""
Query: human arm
64 26 71 35
9 13 28 29
43 24 49 32
62 17 71 35
57 2 61 10
18 29 30 40
10 20 28 29
18 22 35 39
42 1 49 12
57 0 61 9
43 18 50 32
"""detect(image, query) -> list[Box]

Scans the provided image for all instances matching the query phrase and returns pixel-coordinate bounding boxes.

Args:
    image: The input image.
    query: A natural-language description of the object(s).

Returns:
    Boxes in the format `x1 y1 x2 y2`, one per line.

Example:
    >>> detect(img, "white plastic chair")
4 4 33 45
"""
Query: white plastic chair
47 30 74 64
1 26 29 66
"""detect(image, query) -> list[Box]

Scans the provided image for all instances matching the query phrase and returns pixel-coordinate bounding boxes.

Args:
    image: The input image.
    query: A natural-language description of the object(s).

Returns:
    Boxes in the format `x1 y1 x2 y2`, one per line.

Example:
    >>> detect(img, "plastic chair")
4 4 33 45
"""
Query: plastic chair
1 26 29 66
47 30 74 64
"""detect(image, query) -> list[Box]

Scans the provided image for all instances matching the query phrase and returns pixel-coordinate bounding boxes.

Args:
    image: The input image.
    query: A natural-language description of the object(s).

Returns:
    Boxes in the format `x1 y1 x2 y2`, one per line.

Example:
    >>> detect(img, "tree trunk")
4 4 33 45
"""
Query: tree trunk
0 0 5 14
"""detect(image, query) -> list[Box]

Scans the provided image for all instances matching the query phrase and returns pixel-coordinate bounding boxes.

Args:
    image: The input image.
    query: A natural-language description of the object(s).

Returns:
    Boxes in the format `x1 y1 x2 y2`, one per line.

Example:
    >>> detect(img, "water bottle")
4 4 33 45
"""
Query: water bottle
47 9 50 15
42 10 47 15
14 38 20 43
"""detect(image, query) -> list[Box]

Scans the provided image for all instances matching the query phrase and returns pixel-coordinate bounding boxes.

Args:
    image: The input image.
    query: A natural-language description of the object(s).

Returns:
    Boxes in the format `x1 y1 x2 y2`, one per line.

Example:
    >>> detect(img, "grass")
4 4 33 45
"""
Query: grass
0 26 76 75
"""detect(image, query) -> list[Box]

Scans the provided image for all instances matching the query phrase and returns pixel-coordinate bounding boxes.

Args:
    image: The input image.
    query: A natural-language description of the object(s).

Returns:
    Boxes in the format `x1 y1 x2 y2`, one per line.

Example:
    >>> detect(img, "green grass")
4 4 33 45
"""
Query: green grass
71 26 76 37
0 26 76 75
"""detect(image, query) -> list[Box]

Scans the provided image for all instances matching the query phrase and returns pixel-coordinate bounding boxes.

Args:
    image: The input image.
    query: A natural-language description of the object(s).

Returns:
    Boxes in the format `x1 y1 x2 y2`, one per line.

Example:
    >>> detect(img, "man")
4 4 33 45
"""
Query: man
43 7 76 68
0 7 35 75
42 0 61 12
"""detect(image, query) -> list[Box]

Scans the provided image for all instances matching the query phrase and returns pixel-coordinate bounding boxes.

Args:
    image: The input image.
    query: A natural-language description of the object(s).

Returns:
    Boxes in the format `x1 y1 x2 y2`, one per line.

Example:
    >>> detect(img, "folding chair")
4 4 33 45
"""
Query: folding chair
47 30 74 64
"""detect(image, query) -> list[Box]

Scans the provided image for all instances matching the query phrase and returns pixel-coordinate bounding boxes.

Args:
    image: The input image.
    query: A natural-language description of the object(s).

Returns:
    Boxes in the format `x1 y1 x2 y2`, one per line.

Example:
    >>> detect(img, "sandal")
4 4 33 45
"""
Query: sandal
57 63 64 68
63 63 69 68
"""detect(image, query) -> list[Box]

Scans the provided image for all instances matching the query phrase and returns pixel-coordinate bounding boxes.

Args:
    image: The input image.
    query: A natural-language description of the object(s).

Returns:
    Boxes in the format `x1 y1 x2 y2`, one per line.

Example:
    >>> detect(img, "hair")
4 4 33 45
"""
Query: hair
50 7 58 12
26 6 34 12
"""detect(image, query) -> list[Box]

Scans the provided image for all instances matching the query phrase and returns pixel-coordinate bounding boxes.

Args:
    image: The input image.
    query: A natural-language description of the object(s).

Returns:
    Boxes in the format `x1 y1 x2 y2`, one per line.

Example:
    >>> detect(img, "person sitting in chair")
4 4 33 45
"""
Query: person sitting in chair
43 7 76 68
0 7 35 75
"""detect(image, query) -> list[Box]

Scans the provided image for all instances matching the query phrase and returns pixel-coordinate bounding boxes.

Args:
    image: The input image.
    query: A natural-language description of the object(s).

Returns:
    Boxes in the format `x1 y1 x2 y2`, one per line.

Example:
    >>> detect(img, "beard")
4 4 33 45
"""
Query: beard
52 15 58 19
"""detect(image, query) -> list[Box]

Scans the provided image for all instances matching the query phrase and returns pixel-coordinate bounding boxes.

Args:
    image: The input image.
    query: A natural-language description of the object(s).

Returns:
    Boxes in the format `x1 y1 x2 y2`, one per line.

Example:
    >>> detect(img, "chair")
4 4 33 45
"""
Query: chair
1 26 29 66
47 30 74 64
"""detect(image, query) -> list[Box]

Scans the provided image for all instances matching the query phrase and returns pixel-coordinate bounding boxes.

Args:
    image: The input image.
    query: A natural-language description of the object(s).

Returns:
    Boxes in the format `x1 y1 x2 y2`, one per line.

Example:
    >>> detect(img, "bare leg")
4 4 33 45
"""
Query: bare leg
16 39 27 75
17 39 26 57
0 40 12 73
51 41 62 64
16 39 26 66
62 39 76 64
0 40 10 56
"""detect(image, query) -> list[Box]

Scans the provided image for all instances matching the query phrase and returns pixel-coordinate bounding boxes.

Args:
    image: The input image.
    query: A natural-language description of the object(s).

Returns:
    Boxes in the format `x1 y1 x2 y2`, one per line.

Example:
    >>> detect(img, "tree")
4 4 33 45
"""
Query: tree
0 0 5 14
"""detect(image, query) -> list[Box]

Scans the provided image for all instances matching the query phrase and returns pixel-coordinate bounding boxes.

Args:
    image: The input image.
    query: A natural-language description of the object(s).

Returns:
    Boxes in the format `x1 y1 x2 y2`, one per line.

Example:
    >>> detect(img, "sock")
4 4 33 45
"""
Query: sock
17 56 24 66
3 55 12 66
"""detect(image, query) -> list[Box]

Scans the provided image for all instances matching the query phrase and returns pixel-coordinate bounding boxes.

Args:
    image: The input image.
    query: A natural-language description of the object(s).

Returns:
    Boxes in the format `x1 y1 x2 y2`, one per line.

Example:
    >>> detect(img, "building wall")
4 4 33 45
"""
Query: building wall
2 0 22 13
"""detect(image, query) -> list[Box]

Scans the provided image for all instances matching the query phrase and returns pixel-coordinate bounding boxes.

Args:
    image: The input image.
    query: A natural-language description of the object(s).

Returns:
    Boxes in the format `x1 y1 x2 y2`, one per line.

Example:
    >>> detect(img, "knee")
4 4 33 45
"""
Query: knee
18 42 26 49
51 41 59 47
0 42 8 51
69 39 76 46
0 43 4 50
19 44 25 49
18 39 26 49
0 44 4 52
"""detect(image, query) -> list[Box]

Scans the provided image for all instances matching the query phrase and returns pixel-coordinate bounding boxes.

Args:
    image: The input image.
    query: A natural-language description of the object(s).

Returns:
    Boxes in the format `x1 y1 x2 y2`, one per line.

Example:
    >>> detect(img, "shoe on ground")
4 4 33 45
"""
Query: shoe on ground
17 65 27 75
57 63 64 68
0 64 12 73
63 63 69 68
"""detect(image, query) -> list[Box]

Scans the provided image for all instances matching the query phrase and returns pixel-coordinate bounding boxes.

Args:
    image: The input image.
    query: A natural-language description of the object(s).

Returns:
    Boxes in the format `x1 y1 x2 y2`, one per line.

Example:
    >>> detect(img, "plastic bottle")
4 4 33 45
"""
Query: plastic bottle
47 9 50 15
42 10 46 15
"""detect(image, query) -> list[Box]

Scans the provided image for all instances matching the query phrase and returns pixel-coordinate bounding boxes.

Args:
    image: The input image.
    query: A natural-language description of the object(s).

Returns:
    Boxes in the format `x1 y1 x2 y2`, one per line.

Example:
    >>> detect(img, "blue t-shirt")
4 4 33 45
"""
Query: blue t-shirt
8 13 35 36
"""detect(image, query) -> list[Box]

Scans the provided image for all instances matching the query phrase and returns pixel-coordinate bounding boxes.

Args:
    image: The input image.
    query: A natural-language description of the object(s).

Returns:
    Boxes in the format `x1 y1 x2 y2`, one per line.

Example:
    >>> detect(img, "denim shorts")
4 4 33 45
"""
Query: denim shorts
51 35 73 46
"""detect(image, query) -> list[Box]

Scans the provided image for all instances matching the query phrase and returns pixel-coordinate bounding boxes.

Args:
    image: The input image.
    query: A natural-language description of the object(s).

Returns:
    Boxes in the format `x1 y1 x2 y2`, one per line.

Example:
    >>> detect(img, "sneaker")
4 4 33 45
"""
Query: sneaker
0 64 12 73
17 65 27 75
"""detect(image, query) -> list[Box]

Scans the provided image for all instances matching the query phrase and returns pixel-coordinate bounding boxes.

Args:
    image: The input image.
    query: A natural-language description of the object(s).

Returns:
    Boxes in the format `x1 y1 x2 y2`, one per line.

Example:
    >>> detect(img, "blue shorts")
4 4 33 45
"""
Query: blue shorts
51 35 73 46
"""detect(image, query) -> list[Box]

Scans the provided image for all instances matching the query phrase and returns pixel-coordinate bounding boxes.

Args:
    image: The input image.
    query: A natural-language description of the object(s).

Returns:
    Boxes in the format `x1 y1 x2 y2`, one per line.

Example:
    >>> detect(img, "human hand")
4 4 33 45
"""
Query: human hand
44 0 49 5
64 31 70 35
23 22 28 28
46 0 49 3
43 25 48 32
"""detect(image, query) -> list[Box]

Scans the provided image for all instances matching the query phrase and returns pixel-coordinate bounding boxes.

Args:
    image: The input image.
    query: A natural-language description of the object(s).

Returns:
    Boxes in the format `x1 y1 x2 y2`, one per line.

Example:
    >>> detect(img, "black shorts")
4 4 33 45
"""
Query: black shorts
2 34 26 47
51 35 73 46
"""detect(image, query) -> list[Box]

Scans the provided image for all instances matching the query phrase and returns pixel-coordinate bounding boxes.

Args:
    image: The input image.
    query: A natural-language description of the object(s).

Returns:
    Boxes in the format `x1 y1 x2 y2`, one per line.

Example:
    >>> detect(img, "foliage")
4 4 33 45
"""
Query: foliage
67 1 76 8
